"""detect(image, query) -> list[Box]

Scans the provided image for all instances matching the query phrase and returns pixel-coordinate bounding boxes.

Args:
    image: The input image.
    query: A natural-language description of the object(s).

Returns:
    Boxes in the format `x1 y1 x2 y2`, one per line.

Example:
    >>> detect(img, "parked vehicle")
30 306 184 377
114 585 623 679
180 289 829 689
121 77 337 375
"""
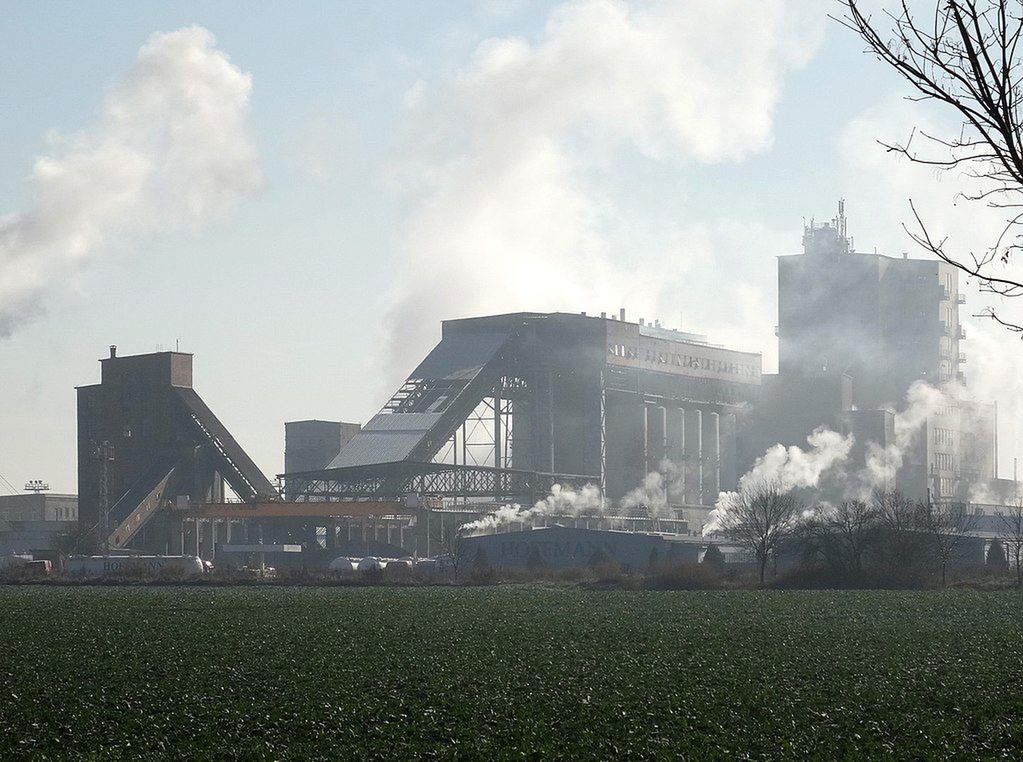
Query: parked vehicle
22 560 52 577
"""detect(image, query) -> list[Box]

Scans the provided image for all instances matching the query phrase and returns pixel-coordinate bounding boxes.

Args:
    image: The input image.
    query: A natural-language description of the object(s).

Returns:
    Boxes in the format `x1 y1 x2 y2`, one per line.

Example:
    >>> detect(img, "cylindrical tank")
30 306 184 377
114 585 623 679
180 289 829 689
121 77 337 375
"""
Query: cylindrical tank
64 555 205 576
328 556 358 573
384 559 414 577
356 556 383 572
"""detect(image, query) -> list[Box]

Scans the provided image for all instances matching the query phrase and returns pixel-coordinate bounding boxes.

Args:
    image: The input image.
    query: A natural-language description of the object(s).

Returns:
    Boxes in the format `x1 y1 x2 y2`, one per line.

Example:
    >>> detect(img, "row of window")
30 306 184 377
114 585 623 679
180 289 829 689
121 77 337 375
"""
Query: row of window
0 506 76 522
934 427 955 446
939 477 957 496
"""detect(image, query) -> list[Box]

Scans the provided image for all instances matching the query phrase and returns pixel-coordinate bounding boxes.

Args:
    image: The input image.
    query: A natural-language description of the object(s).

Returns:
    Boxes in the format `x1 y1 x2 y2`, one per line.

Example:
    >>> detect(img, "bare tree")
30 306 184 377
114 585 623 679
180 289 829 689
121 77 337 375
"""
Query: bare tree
842 1 1023 332
718 480 803 585
997 498 1023 586
925 500 979 586
804 499 881 576
873 488 931 570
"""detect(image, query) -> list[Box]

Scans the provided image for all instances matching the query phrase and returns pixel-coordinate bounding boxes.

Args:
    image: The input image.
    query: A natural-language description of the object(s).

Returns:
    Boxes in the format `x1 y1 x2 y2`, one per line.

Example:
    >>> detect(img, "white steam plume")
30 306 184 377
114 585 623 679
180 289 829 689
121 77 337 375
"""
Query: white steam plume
742 427 854 495
705 427 854 535
706 382 957 535
621 471 669 519
862 380 949 492
0 25 261 336
385 0 823 385
620 459 687 520
458 483 604 535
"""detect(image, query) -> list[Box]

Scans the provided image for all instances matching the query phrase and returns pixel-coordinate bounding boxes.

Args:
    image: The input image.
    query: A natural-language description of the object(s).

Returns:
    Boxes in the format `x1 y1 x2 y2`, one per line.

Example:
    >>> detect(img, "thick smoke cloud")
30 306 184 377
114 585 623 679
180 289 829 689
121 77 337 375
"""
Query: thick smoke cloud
0 26 261 336
385 0 823 385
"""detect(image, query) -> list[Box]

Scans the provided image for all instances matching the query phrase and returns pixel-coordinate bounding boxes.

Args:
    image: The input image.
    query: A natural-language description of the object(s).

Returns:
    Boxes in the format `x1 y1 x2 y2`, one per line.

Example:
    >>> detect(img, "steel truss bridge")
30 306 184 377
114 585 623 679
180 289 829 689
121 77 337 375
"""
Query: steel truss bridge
280 461 597 504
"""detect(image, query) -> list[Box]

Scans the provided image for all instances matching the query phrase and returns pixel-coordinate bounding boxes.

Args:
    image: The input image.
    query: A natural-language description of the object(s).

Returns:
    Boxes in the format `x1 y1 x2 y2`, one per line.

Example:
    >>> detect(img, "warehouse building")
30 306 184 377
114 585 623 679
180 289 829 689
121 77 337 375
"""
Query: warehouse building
0 492 78 555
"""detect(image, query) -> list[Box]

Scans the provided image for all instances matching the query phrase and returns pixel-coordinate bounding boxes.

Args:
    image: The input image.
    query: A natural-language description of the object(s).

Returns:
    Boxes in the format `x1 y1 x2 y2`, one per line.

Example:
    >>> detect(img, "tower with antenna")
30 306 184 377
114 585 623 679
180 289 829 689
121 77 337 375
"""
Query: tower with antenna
802 198 851 256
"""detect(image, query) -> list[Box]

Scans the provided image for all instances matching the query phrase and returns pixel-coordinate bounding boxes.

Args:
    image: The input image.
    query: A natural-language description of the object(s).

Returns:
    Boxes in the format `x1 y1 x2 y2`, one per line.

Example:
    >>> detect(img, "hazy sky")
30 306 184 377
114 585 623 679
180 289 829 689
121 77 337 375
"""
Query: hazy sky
3 0 1022 494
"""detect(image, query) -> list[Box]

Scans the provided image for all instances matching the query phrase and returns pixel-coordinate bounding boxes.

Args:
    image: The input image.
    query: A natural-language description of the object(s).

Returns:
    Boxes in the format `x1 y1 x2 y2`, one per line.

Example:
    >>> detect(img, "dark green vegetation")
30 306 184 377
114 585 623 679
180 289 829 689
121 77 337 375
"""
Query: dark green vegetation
2 587 1022 759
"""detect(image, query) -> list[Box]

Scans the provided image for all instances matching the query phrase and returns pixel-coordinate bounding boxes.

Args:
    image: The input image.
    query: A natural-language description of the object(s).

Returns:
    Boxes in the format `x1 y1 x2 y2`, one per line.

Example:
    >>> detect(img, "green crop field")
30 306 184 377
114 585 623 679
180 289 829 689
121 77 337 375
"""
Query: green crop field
1 586 1022 759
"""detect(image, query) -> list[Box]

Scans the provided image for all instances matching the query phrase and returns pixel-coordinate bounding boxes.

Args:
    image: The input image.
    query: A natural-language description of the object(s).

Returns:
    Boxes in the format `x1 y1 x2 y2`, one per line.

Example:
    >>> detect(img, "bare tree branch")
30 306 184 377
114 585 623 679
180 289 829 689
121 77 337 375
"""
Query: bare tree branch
840 1 1023 333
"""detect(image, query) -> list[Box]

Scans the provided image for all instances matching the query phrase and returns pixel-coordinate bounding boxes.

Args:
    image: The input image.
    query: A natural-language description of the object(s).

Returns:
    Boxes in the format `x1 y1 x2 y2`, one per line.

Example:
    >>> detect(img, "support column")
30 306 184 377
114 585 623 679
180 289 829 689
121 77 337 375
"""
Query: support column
169 516 183 555
684 408 703 505
644 405 667 474
702 411 720 501
199 519 214 560
494 391 502 470
666 407 686 504
720 411 738 492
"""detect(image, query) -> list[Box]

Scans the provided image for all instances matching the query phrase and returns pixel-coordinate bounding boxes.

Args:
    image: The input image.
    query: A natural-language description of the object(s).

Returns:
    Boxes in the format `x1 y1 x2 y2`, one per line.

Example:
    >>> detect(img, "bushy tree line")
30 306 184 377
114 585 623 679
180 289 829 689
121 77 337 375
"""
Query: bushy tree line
716 481 998 588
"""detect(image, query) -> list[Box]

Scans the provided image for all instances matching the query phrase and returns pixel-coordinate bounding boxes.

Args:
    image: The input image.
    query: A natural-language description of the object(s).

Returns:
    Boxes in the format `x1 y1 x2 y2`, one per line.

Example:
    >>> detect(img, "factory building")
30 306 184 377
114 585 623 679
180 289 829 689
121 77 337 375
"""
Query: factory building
286 311 761 511
284 420 360 498
0 492 78 555
70 203 1003 560
457 526 702 571
746 202 997 501
76 347 276 553
285 420 361 475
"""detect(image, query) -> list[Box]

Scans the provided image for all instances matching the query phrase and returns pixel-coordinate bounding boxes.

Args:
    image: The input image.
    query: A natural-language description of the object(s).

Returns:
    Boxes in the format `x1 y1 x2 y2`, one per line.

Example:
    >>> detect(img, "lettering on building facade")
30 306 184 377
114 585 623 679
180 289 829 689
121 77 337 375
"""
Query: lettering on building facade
604 324 761 384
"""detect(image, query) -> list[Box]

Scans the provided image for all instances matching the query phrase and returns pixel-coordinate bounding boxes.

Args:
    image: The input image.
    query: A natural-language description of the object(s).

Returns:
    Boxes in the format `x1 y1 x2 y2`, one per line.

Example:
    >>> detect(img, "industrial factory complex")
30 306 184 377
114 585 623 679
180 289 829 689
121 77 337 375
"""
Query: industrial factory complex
3 204 1012 571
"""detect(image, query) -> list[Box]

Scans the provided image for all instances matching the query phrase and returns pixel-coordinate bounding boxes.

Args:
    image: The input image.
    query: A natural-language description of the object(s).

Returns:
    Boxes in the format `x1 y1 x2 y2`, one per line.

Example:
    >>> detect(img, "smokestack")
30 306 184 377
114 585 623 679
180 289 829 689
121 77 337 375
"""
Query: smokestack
619 307 625 321
109 345 117 359
639 318 645 326
600 311 607 319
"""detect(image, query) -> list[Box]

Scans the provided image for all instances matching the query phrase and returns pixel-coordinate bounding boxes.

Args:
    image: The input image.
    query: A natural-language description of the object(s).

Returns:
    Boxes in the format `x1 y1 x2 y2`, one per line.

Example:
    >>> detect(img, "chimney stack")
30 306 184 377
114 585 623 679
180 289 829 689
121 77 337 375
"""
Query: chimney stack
109 345 117 359
619 307 626 321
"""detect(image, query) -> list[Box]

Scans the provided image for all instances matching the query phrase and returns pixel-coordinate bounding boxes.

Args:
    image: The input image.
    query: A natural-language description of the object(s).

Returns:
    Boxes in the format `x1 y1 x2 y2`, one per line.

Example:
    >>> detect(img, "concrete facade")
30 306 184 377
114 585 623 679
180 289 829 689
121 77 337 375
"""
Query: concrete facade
284 420 360 477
